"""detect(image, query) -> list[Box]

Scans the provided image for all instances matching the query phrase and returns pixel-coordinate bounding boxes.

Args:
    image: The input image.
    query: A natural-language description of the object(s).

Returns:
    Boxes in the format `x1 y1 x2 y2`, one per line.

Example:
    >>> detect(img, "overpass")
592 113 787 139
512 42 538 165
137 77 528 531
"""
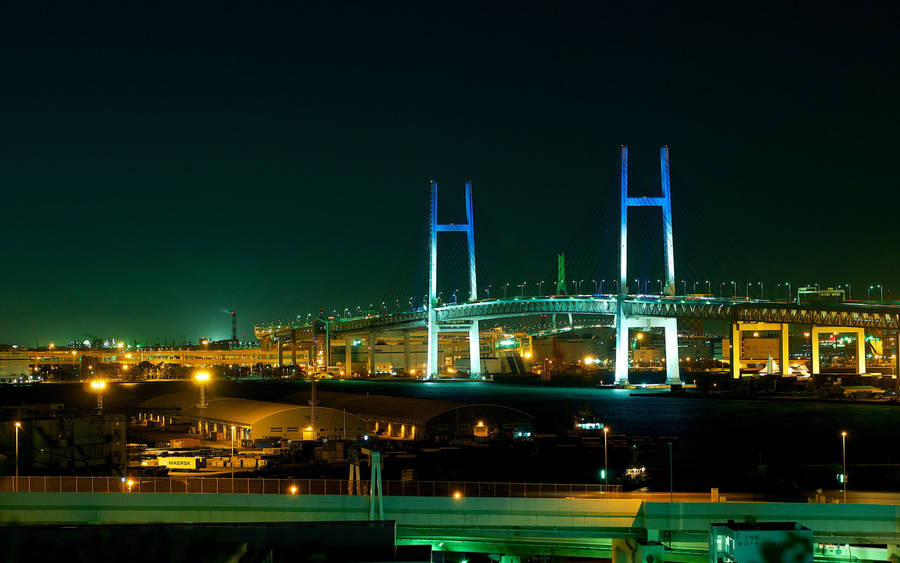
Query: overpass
3 483 900 562
256 146 900 384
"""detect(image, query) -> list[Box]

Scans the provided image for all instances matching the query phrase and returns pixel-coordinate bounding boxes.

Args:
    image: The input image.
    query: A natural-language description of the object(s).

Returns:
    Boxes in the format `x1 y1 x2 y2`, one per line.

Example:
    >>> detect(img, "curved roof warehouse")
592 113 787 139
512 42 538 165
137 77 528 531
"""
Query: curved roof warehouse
138 393 367 441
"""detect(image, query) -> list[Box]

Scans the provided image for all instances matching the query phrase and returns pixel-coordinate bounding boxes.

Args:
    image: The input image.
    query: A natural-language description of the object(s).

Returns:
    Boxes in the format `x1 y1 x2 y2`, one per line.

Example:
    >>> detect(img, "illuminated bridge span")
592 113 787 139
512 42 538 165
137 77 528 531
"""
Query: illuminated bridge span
4 482 900 561
259 146 900 383
267 297 900 333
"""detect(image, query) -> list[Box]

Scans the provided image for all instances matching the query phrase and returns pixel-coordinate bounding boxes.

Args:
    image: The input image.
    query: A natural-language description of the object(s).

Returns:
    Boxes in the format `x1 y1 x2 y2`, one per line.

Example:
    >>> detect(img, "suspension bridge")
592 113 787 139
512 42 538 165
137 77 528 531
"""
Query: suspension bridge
256 147 900 383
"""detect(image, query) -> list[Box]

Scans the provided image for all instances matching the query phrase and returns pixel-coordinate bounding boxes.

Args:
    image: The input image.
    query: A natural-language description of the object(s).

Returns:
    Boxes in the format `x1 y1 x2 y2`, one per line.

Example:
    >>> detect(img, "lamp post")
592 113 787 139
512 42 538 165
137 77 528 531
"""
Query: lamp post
657 279 663 295
194 371 210 408
758 282 764 299
719 281 726 297
538 280 545 295
503 283 510 298
746 282 751 299
90 379 106 412
731 281 736 298
668 441 674 503
592 279 598 294
603 426 609 490
681 280 687 295
869 284 883 302
231 425 237 491
841 430 848 503
194 371 210 444
14 421 21 492
599 279 606 295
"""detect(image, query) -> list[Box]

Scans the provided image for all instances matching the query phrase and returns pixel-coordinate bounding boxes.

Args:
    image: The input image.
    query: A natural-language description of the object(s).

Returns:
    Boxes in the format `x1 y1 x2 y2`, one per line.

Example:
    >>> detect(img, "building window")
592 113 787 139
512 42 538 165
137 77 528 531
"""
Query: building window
270 427 282 432
286 427 299 433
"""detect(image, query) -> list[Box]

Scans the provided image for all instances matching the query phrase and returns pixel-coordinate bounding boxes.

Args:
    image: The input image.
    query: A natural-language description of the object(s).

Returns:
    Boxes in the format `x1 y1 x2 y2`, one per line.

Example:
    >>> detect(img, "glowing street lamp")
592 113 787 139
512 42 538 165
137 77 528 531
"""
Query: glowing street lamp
603 426 609 490
14 421 21 492
194 371 210 408
90 379 107 411
841 431 848 503
231 425 237 490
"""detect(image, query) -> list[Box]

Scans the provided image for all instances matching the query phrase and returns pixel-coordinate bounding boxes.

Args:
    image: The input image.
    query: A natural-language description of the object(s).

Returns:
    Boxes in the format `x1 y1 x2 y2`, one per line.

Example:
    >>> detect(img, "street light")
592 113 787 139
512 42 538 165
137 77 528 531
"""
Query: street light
758 282 764 299
730 281 736 298
14 421 21 492
603 426 609 490
231 425 237 491
90 379 107 412
868 284 883 302
194 371 210 409
841 430 848 503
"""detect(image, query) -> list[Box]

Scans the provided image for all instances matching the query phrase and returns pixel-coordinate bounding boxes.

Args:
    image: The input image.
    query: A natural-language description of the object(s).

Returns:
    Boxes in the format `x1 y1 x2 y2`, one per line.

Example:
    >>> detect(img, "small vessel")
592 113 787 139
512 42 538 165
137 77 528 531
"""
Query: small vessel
621 444 649 485
572 402 605 433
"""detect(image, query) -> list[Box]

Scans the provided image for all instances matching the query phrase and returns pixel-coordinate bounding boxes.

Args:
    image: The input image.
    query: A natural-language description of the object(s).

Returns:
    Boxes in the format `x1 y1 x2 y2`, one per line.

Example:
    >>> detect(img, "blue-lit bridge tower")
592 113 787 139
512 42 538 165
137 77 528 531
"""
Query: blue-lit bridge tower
426 180 481 380
615 146 680 385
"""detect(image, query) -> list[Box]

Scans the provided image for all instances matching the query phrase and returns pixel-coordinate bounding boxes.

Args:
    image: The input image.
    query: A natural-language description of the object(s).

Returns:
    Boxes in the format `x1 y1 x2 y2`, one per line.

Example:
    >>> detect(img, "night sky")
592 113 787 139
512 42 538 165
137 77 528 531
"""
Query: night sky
1 3 897 345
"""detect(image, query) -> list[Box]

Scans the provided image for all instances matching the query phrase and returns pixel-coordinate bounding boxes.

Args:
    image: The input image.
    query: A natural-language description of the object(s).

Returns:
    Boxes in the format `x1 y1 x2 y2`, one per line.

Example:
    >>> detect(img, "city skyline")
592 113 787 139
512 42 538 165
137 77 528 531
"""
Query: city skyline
1 3 898 344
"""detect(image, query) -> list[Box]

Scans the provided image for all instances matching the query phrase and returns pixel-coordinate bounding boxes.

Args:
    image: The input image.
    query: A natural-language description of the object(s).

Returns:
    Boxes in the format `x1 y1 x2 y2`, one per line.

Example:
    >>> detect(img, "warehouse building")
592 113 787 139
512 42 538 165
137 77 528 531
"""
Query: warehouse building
138 393 366 441
280 390 534 441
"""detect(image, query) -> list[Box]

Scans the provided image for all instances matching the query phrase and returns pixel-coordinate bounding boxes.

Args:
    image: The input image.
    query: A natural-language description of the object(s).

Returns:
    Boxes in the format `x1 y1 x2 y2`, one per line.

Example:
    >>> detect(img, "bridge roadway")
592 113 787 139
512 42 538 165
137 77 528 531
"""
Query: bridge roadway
3 487 900 561
262 296 900 339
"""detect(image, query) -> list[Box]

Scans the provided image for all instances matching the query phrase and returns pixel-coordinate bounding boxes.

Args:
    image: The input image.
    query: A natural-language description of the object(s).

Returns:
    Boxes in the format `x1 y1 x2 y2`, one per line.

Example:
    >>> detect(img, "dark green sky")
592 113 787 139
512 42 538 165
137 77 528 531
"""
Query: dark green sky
0 2 898 345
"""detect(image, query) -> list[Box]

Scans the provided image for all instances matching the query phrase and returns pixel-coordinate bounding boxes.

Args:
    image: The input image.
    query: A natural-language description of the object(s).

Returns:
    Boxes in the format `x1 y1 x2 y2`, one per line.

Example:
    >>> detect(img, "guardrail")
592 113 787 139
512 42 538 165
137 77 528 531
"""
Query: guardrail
0 476 622 497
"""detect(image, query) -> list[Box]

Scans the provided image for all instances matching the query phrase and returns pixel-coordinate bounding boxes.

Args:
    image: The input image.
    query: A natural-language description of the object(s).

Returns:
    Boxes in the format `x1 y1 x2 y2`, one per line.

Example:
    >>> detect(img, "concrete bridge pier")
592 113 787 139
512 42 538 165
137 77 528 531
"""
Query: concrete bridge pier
403 333 411 374
345 337 353 377
367 331 376 376
811 326 866 375
615 316 681 385
730 321 790 379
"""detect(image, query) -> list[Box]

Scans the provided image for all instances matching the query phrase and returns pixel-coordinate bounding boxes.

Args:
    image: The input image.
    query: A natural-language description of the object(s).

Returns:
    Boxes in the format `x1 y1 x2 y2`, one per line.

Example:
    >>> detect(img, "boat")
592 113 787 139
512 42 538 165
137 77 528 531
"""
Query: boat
620 444 649 486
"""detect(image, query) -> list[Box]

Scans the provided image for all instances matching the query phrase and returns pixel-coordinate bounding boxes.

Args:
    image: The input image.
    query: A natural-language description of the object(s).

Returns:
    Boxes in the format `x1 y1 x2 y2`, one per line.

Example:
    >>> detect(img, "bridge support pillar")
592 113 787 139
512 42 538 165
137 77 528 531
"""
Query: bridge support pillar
811 326 866 375
731 322 791 378
468 321 481 378
277 339 284 368
345 337 353 377
291 336 297 366
616 316 680 385
403 333 411 374
426 180 479 381
499 556 521 563
663 317 679 384
367 332 376 376
888 543 900 563
611 538 635 563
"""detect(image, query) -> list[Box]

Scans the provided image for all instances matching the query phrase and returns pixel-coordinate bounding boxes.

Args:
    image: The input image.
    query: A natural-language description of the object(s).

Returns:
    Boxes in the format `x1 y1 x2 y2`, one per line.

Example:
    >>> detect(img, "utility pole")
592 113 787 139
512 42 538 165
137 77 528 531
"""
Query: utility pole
668 441 674 503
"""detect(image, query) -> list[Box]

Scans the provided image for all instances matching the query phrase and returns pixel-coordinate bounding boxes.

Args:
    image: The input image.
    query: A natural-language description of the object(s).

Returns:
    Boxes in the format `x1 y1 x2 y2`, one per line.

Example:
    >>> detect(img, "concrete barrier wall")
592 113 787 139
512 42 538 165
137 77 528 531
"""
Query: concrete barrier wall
643 501 900 537
0 493 643 532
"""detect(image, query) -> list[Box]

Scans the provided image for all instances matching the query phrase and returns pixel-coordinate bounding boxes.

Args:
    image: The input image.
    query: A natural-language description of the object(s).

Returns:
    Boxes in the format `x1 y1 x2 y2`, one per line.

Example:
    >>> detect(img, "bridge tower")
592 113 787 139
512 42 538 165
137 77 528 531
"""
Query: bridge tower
427 180 481 380
615 146 680 385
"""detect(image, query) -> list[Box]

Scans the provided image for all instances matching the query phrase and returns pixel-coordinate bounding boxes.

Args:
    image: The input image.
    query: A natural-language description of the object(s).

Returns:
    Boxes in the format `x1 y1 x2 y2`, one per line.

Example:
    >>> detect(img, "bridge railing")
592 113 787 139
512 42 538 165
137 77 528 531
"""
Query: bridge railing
0 476 622 497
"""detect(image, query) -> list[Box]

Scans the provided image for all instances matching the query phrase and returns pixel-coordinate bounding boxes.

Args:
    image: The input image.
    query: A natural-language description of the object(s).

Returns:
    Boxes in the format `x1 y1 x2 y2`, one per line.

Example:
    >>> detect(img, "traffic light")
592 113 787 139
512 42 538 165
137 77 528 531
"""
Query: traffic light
600 469 607 480
837 473 845 484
